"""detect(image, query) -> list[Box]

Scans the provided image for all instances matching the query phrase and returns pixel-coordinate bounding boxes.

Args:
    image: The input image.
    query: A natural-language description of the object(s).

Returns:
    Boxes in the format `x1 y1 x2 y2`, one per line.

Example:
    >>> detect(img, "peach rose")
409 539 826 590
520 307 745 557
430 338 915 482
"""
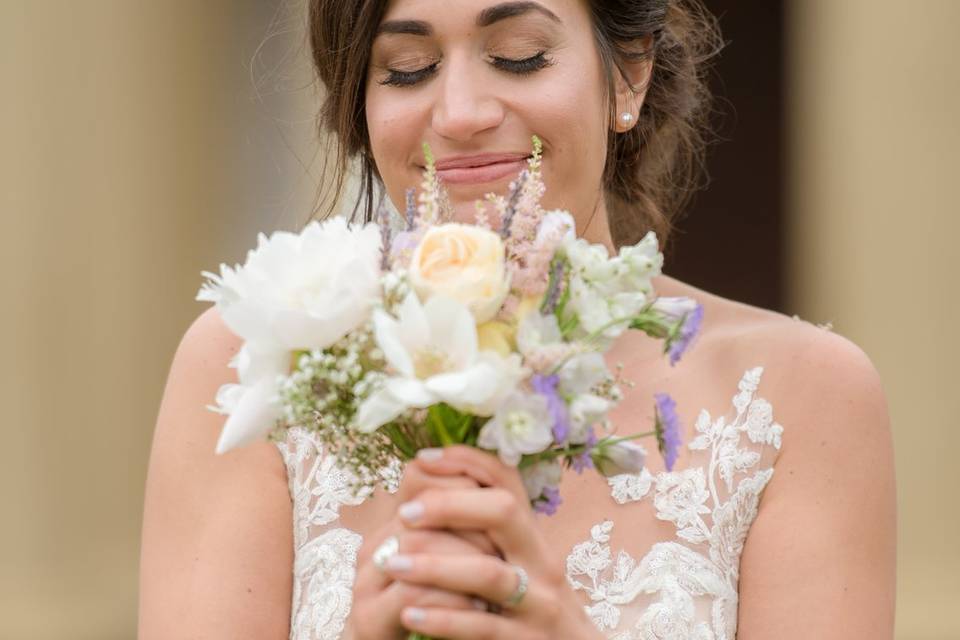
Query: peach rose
409 223 510 323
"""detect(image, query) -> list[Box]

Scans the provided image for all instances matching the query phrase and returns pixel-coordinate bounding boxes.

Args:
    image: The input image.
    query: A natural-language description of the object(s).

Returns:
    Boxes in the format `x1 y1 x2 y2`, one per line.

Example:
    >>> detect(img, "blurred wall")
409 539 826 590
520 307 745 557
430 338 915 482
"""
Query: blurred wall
2 0 957 638
786 1 960 638
0 1 319 637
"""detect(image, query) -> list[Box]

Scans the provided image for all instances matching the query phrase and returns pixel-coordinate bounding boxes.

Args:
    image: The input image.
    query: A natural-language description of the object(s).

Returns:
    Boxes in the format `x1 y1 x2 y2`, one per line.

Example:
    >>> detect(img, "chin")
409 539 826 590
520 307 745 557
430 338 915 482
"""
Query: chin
449 200 485 226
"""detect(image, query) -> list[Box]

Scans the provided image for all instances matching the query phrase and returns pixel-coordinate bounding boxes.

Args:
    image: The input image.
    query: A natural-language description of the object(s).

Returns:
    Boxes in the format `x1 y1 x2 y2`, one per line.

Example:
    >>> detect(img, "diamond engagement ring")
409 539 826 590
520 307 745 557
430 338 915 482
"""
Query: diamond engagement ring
372 535 399 571
501 563 529 608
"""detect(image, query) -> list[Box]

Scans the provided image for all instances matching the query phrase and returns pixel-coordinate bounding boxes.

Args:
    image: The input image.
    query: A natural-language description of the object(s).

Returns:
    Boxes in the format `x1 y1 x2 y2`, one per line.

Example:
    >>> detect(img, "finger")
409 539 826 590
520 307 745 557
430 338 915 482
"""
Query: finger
381 581 486 617
397 461 482 502
398 487 536 559
383 552 545 615
412 445 528 498
401 606 527 640
353 582 484 640
356 527 499 594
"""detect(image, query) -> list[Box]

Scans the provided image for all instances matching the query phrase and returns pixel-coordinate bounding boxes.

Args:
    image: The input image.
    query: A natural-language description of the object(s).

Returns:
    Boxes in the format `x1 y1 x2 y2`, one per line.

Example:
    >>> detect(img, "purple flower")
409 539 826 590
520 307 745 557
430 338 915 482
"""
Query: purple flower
571 427 597 473
654 393 682 471
667 303 703 366
532 373 570 443
533 486 562 515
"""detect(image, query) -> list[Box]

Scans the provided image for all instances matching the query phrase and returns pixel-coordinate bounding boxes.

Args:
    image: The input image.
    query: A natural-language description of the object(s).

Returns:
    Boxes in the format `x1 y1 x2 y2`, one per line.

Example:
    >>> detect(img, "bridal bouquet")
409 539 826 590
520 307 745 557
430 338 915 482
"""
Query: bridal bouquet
197 136 701 514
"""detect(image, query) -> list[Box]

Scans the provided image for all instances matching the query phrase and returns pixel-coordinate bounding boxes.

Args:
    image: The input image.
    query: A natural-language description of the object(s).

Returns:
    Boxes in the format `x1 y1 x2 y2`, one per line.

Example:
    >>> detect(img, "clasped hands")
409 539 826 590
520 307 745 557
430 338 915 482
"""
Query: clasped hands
349 445 604 640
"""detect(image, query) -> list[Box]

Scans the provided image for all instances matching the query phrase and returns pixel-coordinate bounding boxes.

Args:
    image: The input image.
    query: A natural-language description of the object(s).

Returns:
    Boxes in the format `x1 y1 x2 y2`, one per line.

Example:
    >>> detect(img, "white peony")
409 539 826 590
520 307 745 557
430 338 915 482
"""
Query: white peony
477 392 555 466
196 217 382 351
355 293 526 432
206 343 288 454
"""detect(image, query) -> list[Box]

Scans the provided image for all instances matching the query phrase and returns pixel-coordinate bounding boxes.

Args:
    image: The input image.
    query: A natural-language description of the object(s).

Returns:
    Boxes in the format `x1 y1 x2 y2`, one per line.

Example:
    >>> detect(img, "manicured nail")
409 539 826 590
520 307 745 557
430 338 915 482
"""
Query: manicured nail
386 554 412 571
417 447 443 461
399 500 424 522
404 606 427 624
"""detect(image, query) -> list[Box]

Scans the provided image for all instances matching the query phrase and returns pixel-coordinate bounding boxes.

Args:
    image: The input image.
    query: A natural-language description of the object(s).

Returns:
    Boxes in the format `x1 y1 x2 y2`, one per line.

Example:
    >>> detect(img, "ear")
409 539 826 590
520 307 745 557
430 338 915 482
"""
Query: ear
613 35 654 132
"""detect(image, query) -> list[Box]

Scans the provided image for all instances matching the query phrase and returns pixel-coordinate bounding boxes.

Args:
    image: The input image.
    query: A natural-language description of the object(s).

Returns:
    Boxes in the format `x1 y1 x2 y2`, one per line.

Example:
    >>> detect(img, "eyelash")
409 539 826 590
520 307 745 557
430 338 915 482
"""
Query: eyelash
378 51 553 87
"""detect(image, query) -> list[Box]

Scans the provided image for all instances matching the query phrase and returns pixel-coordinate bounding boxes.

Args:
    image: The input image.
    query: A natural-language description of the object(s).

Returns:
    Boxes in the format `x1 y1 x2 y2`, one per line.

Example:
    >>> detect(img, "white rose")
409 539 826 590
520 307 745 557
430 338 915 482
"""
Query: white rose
409 223 511 323
196 216 382 350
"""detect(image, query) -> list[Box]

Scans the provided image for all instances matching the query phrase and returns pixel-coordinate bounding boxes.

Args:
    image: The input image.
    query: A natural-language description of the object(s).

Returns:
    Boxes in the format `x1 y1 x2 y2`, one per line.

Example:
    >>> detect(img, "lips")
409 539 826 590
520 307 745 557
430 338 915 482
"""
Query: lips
424 153 533 186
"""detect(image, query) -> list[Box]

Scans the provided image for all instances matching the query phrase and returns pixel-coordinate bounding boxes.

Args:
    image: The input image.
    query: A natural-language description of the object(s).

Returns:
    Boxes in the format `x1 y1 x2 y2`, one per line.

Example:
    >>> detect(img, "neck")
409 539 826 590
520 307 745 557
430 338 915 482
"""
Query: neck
580 196 616 255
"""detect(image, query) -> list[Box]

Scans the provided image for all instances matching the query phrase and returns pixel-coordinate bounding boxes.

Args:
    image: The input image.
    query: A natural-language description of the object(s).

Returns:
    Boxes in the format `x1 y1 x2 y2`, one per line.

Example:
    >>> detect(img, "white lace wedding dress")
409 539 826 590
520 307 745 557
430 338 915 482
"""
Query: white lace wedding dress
274 366 784 640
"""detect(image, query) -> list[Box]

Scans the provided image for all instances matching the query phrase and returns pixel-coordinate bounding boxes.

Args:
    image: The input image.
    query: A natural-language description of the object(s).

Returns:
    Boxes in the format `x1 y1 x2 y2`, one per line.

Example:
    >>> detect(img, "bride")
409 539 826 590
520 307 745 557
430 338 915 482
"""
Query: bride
138 0 896 638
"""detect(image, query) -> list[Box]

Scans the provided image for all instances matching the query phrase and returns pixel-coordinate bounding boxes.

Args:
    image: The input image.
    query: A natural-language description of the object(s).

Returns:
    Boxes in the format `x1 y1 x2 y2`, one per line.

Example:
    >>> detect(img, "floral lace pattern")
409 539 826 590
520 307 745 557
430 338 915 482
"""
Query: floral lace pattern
274 367 783 640
567 366 782 639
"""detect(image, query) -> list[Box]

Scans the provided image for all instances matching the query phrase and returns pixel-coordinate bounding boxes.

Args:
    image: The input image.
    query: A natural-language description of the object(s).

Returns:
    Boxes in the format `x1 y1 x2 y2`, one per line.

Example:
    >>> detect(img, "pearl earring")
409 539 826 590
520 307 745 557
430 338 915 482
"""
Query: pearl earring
619 112 634 127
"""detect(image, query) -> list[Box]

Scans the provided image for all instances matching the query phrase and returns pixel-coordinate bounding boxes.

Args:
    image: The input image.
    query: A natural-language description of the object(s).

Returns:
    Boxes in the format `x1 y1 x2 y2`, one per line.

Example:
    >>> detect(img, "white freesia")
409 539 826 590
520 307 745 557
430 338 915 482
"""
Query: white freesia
562 230 664 341
520 458 563 500
207 342 288 454
355 293 526 432
477 392 555 466
196 217 382 351
408 223 510 323
594 440 648 477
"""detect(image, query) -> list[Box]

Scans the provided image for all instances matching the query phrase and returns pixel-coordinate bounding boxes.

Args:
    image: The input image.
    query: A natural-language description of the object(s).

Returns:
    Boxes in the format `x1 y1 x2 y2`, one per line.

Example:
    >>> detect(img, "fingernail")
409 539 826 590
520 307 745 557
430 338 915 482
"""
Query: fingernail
472 597 488 611
398 500 424 522
404 606 427 624
416 447 443 461
386 554 412 571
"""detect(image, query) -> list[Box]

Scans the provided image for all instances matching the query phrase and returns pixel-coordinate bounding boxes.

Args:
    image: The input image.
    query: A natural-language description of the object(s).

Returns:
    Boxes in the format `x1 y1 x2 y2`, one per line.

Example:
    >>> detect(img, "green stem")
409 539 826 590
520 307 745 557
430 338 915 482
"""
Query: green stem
517 430 656 470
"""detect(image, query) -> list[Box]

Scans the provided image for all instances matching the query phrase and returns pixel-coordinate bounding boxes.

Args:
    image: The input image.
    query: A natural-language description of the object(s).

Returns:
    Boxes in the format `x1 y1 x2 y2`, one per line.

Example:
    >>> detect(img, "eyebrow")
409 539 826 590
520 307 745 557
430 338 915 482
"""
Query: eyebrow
376 1 561 37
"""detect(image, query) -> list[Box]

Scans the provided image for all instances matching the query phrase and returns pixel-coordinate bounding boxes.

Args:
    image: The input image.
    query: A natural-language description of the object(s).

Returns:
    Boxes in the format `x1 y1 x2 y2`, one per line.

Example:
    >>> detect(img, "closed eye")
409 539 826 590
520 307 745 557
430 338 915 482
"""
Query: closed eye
378 51 554 87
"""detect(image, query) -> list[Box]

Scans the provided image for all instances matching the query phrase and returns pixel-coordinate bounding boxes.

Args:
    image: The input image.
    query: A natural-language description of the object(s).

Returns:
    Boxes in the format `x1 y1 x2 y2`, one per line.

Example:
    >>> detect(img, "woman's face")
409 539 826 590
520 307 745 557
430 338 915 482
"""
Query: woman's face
365 0 618 232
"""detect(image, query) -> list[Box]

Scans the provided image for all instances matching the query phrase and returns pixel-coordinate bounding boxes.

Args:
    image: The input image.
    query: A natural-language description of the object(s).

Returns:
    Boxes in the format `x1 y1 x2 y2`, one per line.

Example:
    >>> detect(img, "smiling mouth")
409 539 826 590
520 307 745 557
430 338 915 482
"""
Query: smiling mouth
418 155 535 186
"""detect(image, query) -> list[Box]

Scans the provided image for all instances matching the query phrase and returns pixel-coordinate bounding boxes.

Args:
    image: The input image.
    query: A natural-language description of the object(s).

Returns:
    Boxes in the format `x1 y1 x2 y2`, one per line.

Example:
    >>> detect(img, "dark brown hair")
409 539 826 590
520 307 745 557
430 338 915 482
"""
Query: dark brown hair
307 0 723 250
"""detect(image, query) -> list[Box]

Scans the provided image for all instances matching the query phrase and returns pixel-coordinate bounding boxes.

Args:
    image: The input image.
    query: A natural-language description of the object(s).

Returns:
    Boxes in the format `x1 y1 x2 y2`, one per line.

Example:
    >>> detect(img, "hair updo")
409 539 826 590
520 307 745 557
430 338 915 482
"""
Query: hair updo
307 0 723 250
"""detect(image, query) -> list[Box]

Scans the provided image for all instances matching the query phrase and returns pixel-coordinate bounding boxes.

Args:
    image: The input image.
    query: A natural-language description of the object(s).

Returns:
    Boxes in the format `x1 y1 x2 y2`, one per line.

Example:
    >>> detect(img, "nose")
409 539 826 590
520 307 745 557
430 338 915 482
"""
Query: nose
430 55 505 142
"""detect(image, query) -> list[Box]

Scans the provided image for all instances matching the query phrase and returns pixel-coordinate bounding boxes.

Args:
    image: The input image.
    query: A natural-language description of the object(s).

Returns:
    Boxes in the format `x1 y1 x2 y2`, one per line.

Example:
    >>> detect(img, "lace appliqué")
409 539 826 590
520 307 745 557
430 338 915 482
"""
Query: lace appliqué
567 367 784 640
275 427 396 640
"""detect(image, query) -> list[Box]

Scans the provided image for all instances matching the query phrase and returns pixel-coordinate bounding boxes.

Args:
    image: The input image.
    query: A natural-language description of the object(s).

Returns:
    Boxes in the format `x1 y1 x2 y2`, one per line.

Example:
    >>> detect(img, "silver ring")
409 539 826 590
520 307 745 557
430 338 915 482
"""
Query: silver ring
501 563 528 608
372 535 399 571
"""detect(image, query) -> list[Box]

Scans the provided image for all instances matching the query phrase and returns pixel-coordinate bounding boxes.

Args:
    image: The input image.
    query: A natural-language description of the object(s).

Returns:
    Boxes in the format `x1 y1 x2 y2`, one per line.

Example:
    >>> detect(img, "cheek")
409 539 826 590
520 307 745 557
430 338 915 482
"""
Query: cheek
365 84 430 199
523 62 609 215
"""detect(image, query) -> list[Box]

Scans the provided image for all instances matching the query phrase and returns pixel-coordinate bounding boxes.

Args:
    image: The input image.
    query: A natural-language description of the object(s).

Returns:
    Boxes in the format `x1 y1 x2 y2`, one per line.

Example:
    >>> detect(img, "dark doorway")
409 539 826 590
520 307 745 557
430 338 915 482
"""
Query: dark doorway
664 1 786 313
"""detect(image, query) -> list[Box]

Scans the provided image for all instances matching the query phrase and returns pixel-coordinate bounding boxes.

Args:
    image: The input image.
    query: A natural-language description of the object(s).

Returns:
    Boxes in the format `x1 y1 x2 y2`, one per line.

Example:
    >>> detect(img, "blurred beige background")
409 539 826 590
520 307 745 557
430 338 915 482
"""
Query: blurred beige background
1 0 957 638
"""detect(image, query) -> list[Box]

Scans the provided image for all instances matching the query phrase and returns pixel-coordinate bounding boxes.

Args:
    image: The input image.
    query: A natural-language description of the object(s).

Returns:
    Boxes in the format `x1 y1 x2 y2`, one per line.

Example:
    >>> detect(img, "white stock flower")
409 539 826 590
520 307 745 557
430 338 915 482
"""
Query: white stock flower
477 392 554 466
196 217 382 351
408 223 510 323
207 343 288 454
355 293 526 432
557 352 609 395
562 231 664 341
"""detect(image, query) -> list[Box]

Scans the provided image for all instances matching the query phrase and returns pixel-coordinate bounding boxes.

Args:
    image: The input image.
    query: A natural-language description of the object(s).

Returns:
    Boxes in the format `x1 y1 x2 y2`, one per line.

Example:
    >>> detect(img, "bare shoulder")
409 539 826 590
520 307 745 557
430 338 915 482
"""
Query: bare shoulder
668 278 897 637
139 306 292 639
